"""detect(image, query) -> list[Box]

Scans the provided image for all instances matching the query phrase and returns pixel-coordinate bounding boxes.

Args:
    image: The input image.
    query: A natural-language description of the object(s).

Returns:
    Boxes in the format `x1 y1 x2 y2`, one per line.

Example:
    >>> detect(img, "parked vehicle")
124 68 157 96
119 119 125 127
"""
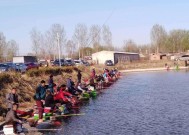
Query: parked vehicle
0 64 9 72
14 63 28 73
65 59 75 66
74 60 82 66
50 60 54 66
82 60 90 66
25 62 39 70
39 60 48 67
178 55 189 61
74 60 90 66
105 60 114 66
3 62 16 71
53 59 67 66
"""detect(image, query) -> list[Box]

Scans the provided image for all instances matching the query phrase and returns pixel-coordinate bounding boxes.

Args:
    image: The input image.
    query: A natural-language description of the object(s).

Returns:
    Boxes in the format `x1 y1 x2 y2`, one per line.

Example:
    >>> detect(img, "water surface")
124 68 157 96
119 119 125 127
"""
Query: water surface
48 71 189 135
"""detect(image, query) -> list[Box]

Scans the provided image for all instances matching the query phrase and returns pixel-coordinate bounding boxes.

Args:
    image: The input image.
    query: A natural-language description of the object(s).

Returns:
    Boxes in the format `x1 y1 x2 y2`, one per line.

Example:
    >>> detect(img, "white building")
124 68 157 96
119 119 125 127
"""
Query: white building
92 51 139 64
13 56 37 63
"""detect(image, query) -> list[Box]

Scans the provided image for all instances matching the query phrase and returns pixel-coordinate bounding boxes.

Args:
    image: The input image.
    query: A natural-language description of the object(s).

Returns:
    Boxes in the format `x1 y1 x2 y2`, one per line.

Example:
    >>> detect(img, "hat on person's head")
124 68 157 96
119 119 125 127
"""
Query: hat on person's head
12 103 18 108
46 89 51 94
41 80 45 83
61 84 66 88
13 103 18 106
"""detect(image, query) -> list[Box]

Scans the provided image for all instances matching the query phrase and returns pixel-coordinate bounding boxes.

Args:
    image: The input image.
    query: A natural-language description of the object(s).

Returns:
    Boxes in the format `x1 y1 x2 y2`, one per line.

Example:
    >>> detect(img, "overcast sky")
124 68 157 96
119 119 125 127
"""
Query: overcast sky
0 0 189 55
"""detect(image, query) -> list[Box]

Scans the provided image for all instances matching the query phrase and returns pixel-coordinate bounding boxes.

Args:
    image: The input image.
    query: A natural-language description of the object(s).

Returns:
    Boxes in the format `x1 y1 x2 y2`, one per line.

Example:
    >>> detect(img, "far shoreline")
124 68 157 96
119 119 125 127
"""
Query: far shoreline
120 66 189 73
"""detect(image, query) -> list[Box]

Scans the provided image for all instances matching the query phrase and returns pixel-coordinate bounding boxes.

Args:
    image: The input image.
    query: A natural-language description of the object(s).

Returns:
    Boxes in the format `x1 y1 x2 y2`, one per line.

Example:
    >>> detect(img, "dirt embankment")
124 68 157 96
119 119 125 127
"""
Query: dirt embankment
0 66 103 121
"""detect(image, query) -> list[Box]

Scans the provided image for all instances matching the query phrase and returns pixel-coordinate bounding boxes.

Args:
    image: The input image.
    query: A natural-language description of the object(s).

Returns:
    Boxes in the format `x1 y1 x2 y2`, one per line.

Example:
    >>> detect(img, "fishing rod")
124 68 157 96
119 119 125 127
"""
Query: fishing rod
28 128 62 131
44 113 85 118
87 8 116 47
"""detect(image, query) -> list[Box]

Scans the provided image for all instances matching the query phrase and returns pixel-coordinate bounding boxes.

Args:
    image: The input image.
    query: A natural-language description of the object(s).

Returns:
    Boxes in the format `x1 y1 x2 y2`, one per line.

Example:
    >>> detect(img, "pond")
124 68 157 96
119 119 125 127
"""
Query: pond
47 70 189 135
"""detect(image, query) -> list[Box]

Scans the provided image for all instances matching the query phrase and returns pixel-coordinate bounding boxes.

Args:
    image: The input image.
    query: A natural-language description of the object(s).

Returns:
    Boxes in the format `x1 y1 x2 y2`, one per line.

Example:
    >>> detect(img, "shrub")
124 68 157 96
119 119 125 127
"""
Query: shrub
26 69 42 77
26 66 78 77
0 73 13 89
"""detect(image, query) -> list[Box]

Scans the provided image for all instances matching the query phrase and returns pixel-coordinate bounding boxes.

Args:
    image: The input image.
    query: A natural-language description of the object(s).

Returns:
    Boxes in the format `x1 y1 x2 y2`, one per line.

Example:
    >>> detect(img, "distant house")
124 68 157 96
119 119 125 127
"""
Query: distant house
169 53 188 61
150 53 167 60
92 51 139 65
170 54 180 61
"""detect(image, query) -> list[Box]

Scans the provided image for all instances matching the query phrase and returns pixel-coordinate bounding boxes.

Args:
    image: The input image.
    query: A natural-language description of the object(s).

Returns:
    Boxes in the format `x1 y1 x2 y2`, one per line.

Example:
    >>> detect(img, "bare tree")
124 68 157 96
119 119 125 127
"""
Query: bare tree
38 35 47 59
43 24 66 60
44 30 55 60
49 24 66 58
0 32 6 61
6 40 19 61
66 40 75 58
151 24 167 53
30 28 43 57
167 30 189 53
181 31 189 52
89 25 101 52
102 25 113 50
73 23 88 58
123 39 139 53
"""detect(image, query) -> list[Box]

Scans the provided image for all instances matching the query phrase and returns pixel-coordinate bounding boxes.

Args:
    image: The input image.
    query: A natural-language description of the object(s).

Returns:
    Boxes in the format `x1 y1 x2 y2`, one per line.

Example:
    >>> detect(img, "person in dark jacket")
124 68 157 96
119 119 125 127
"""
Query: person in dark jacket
77 70 82 83
45 90 55 109
6 88 19 111
66 76 76 95
48 75 54 93
89 78 96 89
4 104 25 134
34 80 48 120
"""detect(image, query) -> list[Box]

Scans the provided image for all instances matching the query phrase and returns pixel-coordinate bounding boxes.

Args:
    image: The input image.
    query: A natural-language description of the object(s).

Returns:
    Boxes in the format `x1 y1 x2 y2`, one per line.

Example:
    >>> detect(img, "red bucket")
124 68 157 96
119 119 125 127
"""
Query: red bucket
44 107 51 113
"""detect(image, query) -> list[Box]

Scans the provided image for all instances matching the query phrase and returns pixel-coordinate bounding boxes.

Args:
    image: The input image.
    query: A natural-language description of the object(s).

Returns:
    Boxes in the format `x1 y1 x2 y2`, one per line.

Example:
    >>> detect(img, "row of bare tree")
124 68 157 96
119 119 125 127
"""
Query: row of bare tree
151 24 189 53
30 23 113 59
123 24 189 54
1 23 189 62
0 32 19 62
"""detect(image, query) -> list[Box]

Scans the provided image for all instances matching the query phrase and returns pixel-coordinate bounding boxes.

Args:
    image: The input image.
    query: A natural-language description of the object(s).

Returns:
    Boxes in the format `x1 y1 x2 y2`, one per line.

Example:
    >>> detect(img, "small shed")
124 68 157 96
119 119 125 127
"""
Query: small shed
150 53 167 61
92 51 139 64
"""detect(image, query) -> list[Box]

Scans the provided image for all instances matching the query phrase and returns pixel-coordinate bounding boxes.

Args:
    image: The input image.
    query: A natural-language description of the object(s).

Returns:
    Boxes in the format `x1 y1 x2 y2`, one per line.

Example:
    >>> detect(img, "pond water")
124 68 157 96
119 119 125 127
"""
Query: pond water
47 70 189 135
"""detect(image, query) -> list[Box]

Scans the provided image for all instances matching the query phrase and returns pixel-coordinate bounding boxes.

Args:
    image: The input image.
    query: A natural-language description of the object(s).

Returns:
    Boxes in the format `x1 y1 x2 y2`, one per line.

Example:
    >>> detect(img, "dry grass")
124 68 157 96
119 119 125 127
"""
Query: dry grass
0 66 104 120
115 60 185 70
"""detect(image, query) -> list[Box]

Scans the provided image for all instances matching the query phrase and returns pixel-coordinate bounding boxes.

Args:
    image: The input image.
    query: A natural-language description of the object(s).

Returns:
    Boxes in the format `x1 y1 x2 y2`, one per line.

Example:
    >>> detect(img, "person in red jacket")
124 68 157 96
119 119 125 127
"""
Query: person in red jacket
91 67 96 79
54 84 72 103
54 84 78 106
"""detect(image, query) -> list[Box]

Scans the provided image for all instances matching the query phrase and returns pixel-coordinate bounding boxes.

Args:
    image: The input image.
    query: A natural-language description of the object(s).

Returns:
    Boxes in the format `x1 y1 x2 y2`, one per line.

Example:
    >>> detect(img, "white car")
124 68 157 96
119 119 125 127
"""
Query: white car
178 55 189 61
74 60 83 66
74 60 90 66
39 60 48 67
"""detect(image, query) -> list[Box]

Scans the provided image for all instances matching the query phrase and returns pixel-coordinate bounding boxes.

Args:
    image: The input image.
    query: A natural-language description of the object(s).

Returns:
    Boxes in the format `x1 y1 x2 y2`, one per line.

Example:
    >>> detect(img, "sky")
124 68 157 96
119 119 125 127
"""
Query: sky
0 0 189 55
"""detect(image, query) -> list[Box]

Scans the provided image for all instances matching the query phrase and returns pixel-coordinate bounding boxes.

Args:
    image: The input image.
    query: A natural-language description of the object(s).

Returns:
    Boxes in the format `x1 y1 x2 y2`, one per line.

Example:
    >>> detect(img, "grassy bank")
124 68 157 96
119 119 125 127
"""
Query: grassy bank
115 60 185 70
0 66 104 121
